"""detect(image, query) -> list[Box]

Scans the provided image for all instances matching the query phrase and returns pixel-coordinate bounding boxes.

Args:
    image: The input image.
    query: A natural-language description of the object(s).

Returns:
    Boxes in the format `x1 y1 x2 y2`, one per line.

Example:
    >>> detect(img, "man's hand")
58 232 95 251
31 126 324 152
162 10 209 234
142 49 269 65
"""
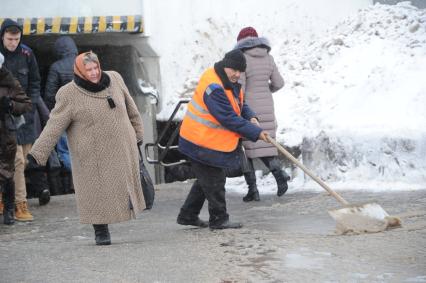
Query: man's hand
258 130 270 142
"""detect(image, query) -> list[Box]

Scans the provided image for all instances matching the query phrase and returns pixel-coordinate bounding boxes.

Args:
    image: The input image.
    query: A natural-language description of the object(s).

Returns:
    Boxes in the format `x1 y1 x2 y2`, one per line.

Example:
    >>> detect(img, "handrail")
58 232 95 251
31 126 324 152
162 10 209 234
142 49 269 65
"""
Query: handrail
144 99 189 167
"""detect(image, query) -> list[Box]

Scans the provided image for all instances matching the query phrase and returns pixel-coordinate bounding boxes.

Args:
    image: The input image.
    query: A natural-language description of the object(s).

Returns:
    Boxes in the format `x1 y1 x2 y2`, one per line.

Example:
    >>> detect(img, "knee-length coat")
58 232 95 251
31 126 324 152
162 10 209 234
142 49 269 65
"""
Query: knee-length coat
236 37 285 159
30 71 145 224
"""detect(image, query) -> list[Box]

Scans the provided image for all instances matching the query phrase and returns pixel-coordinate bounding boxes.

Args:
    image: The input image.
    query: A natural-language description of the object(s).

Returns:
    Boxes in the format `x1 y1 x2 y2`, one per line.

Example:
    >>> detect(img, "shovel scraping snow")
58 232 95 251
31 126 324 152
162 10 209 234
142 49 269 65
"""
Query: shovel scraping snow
267 136 401 234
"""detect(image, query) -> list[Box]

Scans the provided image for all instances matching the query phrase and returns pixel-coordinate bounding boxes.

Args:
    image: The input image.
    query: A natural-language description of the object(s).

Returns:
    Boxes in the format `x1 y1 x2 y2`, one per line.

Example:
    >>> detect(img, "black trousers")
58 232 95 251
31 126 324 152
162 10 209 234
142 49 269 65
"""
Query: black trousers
244 156 290 189
1 178 15 211
179 159 229 225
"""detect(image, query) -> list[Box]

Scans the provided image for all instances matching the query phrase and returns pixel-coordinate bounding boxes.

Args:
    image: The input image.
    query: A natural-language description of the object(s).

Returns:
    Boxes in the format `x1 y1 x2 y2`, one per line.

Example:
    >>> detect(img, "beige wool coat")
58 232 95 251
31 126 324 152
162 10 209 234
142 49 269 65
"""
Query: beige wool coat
30 71 145 224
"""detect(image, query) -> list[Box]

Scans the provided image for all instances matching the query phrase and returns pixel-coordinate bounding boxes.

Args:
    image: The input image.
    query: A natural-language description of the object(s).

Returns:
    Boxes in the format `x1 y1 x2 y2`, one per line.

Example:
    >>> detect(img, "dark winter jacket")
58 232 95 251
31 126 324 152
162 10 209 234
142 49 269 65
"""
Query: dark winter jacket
0 66 32 184
44 36 77 110
0 19 41 145
179 61 262 169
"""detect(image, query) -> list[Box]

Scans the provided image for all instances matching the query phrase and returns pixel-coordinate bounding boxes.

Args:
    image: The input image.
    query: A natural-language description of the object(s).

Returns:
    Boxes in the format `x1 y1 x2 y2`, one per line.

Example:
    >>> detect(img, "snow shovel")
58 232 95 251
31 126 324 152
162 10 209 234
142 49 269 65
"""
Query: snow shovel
266 136 401 234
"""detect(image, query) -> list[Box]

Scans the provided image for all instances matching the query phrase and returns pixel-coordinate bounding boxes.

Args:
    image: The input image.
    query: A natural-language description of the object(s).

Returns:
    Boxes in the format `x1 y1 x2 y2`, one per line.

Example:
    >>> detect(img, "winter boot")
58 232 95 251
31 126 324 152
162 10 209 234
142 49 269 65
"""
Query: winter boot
28 170 51 205
271 169 290 197
93 224 111 245
2 180 15 225
39 189 50 206
15 201 34 221
243 186 260 202
243 170 260 202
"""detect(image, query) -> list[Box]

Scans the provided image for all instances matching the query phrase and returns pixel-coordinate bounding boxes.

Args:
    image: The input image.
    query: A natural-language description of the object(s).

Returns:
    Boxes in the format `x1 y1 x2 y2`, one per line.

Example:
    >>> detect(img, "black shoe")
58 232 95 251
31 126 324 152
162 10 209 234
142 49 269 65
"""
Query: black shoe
243 189 260 202
209 220 243 230
3 209 15 225
39 189 51 206
93 224 111 245
177 217 208 228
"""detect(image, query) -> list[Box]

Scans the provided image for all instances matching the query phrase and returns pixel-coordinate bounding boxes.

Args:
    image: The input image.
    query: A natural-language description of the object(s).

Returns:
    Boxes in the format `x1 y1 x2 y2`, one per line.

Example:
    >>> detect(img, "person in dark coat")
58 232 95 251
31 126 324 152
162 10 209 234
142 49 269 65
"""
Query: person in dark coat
43 36 77 195
0 19 41 221
44 36 78 110
177 49 269 229
25 96 55 204
0 51 32 224
235 27 290 202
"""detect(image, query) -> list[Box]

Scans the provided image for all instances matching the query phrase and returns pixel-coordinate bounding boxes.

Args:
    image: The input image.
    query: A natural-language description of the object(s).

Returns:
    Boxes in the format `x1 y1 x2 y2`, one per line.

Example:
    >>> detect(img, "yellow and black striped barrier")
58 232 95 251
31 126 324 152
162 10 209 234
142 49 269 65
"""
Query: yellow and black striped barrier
0 15 143 35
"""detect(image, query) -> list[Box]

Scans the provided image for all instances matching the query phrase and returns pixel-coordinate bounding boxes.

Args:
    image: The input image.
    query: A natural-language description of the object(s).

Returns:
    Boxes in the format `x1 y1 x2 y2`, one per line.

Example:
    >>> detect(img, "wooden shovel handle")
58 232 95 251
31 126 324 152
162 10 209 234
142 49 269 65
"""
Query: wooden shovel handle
267 136 349 205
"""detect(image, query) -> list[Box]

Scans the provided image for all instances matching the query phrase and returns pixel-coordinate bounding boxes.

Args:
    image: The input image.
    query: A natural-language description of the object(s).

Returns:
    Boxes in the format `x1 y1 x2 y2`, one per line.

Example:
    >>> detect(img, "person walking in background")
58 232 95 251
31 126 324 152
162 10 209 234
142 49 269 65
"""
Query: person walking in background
0 51 32 225
235 27 290 202
28 51 145 245
43 36 78 195
177 49 269 230
0 19 42 221
26 96 59 202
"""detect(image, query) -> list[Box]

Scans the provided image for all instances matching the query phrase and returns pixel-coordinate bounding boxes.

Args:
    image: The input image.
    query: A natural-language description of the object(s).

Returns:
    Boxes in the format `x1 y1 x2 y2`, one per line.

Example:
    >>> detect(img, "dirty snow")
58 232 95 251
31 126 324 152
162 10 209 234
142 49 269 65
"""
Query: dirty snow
157 2 426 193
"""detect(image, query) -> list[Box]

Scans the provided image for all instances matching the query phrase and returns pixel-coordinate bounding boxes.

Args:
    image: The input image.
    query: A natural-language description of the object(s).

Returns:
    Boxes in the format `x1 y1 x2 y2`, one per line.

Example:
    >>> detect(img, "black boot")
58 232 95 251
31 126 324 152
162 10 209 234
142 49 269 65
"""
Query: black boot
243 186 260 202
272 169 290 197
27 170 51 205
243 170 260 202
2 180 15 225
93 224 111 245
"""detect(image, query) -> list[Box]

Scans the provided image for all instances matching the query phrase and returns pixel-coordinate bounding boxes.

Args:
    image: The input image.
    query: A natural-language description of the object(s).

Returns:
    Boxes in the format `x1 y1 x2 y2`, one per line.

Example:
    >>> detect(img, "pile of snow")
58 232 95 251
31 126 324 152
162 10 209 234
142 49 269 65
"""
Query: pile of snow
230 2 426 193
159 2 426 192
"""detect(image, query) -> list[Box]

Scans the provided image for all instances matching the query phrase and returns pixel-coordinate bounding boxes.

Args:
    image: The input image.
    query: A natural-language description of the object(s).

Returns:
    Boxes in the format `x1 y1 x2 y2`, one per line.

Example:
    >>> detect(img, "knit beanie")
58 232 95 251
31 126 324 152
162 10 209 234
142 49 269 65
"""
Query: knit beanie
0 52 3 68
222 49 246 72
237 26 258 42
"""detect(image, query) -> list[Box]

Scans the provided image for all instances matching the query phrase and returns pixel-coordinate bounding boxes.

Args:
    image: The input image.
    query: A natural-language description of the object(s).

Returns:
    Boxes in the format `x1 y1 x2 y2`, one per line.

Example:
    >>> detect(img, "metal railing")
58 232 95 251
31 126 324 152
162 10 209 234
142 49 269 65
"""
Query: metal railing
144 99 189 167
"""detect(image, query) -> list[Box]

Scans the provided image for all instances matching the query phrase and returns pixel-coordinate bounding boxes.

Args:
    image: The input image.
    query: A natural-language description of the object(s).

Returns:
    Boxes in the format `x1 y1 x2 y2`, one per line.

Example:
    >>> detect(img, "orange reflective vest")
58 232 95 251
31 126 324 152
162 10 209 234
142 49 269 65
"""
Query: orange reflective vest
180 68 243 152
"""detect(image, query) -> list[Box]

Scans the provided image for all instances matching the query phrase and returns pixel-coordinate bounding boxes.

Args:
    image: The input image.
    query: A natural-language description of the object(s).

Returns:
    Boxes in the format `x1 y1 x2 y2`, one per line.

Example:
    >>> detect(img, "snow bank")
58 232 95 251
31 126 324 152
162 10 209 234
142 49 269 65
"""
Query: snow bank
150 1 426 191
228 2 426 193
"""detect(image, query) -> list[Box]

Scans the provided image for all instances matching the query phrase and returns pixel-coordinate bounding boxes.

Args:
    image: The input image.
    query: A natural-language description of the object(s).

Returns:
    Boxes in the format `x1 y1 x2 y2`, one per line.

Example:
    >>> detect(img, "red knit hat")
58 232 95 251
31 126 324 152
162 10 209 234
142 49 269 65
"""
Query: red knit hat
237 27 258 41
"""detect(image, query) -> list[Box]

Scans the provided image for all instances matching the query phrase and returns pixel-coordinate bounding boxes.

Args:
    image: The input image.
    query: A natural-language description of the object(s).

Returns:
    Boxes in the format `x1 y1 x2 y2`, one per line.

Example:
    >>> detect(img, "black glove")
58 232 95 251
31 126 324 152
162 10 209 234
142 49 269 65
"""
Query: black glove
0 96 13 114
26 154 44 171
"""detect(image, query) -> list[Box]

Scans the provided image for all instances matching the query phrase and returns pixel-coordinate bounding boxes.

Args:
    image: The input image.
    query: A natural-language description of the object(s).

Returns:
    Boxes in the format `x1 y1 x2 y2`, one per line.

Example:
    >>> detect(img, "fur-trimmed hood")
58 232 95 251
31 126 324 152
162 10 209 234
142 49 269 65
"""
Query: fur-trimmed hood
234 36 271 52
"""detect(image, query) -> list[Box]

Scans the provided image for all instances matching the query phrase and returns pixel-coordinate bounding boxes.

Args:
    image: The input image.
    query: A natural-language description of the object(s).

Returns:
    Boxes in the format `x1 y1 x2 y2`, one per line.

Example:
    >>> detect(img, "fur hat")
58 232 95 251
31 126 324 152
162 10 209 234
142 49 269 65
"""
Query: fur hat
237 27 258 42
0 51 4 68
222 49 246 72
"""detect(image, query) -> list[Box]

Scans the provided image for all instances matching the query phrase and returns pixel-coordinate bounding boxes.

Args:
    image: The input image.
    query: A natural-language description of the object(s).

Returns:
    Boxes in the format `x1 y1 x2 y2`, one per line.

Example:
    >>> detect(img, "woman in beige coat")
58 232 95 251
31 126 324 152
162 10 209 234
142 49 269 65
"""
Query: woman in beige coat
235 27 290 202
28 51 145 245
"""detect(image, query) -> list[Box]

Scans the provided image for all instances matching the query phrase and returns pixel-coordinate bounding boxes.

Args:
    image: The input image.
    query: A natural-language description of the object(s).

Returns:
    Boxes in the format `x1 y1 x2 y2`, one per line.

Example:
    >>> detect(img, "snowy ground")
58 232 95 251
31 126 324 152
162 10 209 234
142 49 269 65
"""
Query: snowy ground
156 2 426 193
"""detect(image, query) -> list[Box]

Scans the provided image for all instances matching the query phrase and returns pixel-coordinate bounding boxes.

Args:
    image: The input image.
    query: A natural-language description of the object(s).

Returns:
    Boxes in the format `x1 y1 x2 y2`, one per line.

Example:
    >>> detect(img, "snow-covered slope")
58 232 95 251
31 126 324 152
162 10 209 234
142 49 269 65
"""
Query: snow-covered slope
149 1 426 191
269 2 426 190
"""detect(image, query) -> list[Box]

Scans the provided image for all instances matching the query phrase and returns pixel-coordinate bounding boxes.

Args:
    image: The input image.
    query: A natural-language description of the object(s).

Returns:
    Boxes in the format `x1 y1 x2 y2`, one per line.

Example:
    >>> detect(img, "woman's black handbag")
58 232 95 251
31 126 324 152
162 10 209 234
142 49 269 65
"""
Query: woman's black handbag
138 145 155 209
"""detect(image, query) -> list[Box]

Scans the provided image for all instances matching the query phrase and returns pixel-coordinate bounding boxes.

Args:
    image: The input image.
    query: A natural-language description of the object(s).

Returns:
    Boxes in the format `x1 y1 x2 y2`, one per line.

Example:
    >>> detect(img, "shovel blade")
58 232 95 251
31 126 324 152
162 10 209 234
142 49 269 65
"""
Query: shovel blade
328 203 401 234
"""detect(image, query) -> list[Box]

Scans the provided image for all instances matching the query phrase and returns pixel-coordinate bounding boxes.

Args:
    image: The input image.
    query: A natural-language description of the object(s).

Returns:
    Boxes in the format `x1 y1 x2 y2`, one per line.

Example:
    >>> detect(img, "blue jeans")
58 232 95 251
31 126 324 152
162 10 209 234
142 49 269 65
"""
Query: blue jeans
57 133 71 171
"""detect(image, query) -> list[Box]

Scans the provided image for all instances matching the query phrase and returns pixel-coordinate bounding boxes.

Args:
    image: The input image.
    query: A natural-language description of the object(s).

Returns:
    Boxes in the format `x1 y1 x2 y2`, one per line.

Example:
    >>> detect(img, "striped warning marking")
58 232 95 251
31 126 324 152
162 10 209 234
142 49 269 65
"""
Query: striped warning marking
0 15 143 35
